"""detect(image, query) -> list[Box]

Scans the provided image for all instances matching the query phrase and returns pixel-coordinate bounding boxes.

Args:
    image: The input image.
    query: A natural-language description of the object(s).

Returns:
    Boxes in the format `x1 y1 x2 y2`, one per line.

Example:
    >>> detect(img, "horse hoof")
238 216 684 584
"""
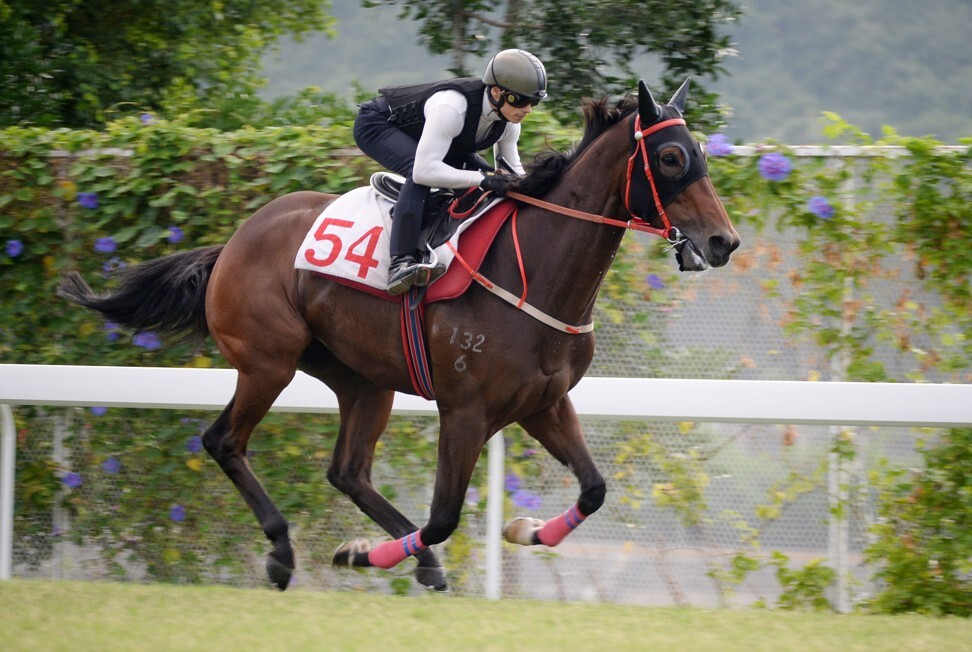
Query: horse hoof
503 517 545 546
332 538 371 568
415 565 448 592
266 550 295 591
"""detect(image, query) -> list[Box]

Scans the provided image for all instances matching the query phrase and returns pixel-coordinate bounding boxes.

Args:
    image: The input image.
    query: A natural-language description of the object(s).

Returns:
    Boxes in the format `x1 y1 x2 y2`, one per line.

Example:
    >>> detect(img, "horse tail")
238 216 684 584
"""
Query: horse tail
58 245 224 342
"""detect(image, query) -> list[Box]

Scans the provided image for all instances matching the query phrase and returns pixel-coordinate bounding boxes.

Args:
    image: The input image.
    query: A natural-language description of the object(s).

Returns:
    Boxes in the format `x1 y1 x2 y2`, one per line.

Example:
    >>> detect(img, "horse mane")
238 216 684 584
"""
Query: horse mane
514 94 638 198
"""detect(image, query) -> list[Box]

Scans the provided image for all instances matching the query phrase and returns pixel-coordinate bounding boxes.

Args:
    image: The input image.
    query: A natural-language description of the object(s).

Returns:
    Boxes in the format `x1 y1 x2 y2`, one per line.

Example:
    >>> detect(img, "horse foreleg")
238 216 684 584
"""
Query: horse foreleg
506 395 606 547
203 372 296 590
321 371 446 590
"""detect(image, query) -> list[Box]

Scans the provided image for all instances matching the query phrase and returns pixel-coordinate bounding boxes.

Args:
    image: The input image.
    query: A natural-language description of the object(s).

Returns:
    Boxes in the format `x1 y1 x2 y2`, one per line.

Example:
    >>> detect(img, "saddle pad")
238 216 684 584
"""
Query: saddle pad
294 186 514 302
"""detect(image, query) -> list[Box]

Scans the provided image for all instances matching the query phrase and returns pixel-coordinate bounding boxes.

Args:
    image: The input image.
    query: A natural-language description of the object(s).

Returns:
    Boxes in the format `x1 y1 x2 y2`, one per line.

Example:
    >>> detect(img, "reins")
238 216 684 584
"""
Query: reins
507 115 688 245
449 116 689 335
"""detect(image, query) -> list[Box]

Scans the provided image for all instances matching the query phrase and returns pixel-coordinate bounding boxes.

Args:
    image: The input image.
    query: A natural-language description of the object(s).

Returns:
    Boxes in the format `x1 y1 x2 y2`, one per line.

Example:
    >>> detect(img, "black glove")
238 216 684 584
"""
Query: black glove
480 172 517 196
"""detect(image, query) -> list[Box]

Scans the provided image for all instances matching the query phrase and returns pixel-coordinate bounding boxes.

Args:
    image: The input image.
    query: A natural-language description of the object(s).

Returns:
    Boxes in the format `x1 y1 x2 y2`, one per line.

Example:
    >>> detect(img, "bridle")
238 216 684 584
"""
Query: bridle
624 115 689 246
506 113 691 248
448 112 700 334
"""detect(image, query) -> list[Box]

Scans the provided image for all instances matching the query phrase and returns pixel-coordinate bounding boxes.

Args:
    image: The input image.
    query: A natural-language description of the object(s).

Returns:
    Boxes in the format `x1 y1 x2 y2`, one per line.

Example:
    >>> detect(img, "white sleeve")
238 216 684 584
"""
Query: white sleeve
412 92 487 189
493 123 525 175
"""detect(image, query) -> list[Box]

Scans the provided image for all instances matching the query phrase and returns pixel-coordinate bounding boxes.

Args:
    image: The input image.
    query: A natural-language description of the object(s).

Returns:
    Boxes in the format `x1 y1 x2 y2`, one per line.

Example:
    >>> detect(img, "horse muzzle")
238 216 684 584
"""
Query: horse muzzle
675 231 739 271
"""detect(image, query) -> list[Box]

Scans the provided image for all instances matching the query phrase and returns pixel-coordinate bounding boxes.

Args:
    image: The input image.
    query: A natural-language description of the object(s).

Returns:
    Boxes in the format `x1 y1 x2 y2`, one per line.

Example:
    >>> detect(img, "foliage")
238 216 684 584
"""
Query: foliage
3 105 971 605
363 0 741 129
767 552 837 612
0 0 336 129
864 428 972 616
707 117 972 383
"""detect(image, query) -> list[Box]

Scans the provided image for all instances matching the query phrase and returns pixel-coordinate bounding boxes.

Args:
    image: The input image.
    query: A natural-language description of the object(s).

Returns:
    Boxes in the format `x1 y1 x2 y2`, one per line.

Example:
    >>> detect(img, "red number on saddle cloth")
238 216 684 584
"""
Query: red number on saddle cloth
345 227 382 279
303 217 382 279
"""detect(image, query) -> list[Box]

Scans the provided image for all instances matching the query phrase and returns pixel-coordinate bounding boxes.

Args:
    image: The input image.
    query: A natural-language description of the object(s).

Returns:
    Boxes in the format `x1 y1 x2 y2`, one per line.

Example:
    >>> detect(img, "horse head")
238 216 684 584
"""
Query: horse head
628 79 739 271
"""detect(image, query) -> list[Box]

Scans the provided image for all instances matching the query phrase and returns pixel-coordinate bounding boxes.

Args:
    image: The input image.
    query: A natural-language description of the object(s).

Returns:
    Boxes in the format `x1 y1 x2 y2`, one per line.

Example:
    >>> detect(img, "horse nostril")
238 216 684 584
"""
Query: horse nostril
708 234 738 260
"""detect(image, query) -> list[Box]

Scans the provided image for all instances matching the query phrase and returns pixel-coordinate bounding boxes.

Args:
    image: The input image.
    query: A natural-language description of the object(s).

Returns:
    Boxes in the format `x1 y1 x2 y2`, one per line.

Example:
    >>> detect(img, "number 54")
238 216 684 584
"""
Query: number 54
303 218 383 279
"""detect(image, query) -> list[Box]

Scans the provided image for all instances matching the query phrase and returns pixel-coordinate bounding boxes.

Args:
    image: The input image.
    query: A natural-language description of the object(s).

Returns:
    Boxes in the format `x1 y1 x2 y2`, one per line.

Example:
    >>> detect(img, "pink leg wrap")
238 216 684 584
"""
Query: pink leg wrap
367 530 427 569
536 504 586 547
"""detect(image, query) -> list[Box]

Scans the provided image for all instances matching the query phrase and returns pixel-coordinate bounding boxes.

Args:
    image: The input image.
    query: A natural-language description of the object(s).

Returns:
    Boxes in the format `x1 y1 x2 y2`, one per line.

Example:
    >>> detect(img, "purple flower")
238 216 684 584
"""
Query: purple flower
104 321 120 342
512 490 542 510
167 226 184 244
102 457 121 474
808 195 835 220
169 504 186 522
645 273 665 290
705 133 733 157
63 472 83 489
757 152 792 182
90 406 108 416
140 113 155 125
94 236 117 254
132 331 161 350
465 487 480 505
504 472 521 493
77 192 99 209
102 256 127 277
5 240 23 257
186 436 203 453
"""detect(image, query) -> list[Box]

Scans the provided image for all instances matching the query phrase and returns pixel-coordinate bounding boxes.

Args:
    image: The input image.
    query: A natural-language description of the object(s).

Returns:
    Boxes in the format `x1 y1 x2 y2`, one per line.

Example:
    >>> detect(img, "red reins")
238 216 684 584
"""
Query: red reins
506 116 687 243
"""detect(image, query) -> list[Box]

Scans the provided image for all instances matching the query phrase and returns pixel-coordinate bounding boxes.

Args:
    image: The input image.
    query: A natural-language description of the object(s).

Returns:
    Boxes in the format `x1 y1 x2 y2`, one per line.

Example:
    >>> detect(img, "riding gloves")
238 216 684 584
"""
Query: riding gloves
479 172 518 196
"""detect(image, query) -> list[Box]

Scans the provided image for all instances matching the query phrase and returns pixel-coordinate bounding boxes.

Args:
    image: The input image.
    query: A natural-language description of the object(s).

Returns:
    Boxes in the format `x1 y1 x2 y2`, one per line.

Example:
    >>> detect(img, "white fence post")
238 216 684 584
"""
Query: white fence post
484 431 505 599
0 404 15 580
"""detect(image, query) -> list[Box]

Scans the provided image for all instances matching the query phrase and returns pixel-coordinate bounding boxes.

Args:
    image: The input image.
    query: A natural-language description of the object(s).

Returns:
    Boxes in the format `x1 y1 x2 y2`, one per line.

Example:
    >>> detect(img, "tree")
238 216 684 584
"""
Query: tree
364 0 740 126
0 0 335 128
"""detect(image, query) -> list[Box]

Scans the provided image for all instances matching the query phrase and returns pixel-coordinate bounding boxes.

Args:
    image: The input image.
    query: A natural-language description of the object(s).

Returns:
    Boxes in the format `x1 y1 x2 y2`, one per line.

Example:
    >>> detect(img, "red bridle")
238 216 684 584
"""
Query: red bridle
624 116 687 241
506 115 688 245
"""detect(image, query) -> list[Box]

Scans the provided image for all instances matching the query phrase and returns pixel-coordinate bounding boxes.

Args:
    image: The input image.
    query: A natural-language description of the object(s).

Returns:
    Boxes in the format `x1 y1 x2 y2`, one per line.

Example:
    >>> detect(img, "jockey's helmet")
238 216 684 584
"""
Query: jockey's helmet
482 49 547 105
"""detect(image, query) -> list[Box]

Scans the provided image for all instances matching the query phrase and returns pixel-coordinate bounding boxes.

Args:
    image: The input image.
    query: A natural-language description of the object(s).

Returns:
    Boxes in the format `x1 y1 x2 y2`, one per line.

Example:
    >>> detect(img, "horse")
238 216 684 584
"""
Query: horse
58 79 739 592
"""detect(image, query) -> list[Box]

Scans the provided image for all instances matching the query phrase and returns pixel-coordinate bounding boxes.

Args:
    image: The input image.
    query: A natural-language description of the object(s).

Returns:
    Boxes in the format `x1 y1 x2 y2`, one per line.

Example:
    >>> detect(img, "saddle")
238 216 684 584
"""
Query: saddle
370 172 491 251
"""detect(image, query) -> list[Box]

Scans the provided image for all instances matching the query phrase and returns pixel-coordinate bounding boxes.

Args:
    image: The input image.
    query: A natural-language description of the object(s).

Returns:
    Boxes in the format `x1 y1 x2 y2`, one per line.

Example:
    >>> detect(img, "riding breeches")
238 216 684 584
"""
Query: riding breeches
354 98 431 257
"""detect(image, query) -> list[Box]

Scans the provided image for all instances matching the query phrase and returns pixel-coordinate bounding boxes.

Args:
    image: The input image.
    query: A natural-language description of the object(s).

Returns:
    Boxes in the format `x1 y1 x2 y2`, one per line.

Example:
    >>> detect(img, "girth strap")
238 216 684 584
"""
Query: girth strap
401 288 436 399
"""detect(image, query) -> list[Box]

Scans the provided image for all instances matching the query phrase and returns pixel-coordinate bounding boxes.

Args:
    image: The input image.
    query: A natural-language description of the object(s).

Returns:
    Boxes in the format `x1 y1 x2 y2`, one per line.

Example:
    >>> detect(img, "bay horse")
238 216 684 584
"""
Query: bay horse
59 80 739 592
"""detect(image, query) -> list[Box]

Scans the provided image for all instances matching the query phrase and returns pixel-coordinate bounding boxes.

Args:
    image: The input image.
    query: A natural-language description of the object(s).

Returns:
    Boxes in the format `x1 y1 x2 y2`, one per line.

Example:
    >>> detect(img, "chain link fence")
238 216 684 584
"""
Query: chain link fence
6 153 952 608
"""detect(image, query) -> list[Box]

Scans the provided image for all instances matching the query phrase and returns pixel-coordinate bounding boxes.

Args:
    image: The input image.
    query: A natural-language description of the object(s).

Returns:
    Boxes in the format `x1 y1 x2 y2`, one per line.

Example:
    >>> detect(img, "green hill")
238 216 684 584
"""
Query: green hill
260 0 972 144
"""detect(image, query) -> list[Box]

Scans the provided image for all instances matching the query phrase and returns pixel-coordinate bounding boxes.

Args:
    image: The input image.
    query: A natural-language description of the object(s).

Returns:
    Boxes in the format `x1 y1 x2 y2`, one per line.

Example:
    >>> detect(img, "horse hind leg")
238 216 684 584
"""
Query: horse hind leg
298 346 447 590
203 370 297 590
334 408 488 588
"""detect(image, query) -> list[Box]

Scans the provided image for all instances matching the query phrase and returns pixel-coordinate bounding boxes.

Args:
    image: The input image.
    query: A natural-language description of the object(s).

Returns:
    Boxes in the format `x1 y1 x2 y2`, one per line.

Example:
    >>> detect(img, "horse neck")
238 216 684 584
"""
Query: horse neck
512 125 632 323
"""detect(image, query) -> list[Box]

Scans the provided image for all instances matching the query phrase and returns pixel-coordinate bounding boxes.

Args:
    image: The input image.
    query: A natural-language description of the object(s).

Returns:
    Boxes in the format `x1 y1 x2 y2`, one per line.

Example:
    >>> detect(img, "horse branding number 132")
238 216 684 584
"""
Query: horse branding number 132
304 217 382 279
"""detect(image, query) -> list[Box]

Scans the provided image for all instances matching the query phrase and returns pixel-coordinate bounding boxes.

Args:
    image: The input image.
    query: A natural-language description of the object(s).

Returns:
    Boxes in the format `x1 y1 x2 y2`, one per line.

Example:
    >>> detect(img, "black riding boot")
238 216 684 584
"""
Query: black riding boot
387 178 446 295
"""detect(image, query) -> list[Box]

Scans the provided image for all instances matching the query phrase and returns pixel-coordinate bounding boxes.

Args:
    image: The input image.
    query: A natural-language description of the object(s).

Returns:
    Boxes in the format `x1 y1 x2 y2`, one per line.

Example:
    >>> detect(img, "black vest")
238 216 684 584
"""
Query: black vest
378 78 507 162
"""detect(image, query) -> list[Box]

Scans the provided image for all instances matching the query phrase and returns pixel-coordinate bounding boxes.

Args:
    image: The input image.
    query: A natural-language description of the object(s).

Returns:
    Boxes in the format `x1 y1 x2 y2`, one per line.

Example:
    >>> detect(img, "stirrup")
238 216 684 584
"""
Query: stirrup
421 245 447 286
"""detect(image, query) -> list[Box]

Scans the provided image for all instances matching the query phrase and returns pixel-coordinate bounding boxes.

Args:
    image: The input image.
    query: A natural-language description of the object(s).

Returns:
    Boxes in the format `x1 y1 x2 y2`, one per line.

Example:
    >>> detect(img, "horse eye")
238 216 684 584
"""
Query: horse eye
656 144 689 179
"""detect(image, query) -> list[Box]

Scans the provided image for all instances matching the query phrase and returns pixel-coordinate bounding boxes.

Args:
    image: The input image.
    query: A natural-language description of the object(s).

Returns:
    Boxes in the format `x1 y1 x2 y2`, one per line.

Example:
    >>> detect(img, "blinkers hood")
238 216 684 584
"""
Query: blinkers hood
627 79 709 223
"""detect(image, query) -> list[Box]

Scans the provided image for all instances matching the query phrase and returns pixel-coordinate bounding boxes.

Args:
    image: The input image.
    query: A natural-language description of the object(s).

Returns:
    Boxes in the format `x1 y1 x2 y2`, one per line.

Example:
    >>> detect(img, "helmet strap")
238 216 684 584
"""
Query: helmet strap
486 86 510 122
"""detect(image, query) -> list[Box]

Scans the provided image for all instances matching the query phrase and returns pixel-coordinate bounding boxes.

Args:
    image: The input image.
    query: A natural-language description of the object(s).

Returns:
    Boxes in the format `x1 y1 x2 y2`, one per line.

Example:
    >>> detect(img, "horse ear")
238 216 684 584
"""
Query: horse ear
638 80 662 124
669 78 691 115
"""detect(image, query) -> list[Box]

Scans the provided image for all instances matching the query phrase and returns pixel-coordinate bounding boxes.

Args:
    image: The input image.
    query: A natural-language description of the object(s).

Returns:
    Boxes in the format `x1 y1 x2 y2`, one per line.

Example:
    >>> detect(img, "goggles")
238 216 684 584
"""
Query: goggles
501 88 546 108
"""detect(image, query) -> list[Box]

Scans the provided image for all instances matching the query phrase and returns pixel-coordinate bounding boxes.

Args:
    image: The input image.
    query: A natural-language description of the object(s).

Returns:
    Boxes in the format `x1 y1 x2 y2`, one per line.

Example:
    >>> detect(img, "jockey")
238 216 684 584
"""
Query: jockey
354 49 548 295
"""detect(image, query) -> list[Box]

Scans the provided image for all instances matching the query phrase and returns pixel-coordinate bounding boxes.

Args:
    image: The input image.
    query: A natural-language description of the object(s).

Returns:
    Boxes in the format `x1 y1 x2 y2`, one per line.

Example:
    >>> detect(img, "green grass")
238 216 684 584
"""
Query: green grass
1 579 970 651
